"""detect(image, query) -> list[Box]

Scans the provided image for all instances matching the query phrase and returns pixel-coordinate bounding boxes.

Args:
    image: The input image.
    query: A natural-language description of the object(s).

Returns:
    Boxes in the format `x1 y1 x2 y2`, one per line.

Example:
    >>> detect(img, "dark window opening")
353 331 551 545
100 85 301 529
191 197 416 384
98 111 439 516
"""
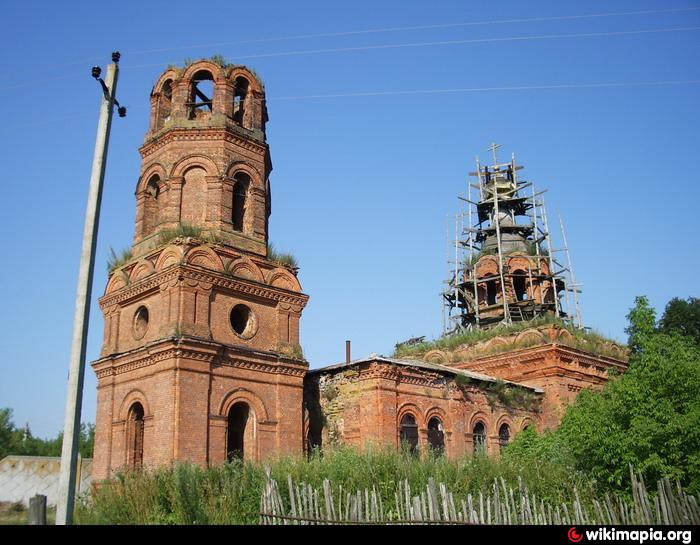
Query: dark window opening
227 402 250 461
498 424 511 452
157 80 173 129
233 77 249 126
427 417 445 454
232 172 250 232
399 414 419 454
230 304 251 335
486 280 498 306
473 422 487 455
513 271 527 301
188 70 214 120
146 176 159 199
143 175 160 236
133 306 149 339
127 402 144 469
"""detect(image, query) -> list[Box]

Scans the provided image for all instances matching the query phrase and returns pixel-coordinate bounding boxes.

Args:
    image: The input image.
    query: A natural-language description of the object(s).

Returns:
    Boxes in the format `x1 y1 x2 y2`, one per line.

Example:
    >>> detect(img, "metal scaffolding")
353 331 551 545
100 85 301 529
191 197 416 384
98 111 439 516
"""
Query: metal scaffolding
441 145 582 335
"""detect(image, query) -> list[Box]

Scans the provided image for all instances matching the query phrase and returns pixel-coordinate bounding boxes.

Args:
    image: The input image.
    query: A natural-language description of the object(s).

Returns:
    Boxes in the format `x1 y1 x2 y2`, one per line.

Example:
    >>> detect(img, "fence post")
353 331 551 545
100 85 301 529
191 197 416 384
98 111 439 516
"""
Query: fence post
28 494 47 525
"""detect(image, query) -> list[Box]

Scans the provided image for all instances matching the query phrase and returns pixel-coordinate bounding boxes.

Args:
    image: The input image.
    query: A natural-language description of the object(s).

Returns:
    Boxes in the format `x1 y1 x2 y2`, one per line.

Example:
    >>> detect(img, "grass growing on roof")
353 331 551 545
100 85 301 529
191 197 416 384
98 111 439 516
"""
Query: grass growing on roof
267 243 298 269
107 246 132 273
393 316 625 361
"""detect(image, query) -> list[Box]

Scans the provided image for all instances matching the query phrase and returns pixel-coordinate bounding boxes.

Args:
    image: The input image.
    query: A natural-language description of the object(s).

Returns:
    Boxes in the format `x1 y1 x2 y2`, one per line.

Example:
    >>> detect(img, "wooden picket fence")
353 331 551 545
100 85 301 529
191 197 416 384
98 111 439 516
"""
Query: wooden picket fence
259 467 700 525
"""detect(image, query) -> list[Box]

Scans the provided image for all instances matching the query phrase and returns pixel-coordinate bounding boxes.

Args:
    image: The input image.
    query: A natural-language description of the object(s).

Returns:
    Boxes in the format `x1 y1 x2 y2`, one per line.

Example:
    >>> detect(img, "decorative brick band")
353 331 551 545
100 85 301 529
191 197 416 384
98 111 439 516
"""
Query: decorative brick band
140 128 267 158
99 264 309 308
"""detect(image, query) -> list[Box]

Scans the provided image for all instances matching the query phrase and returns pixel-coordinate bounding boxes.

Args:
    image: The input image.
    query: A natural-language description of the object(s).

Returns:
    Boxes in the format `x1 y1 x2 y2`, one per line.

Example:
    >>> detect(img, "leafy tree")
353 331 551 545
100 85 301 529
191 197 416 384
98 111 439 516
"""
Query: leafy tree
0 408 95 459
659 297 700 344
624 295 657 355
557 329 700 492
0 408 18 459
507 296 700 494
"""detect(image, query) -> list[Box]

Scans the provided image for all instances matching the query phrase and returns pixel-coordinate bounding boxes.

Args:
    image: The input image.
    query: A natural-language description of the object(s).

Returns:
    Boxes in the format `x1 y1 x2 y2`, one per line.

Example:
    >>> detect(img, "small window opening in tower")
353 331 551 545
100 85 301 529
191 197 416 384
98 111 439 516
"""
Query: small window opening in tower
513 270 528 301
486 279 498 306
158 80 173 128
232 172 250 232
230 304 252 336
146 176 159 199
188 70 214 120
233 77 249 126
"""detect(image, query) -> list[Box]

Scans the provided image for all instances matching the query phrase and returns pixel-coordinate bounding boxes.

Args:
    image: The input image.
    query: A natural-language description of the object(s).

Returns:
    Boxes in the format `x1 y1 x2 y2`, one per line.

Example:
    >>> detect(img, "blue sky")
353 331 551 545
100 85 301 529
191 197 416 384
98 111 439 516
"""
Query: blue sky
0 0 698 438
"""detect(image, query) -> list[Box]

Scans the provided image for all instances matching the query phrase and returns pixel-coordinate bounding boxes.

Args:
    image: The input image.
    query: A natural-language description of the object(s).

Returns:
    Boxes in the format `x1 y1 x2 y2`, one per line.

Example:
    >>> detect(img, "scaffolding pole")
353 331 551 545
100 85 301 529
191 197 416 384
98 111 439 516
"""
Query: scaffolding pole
540 196 563 319
558 211 583 328
488 159 512 325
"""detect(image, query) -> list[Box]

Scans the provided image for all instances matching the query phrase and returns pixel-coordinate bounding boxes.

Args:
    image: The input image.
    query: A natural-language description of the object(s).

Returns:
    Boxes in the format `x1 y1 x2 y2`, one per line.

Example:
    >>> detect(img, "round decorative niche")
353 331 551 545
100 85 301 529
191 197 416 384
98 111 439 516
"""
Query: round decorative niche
230 304 257 339
132 306 149 340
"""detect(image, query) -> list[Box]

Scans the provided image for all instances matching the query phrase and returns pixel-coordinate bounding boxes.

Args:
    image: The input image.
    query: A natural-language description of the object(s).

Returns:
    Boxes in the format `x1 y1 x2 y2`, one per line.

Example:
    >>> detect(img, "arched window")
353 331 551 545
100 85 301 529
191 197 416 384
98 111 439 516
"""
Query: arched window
399 414 418 454
427 417 445 454
188 70 214 120
233 77 249 126
143 174 160 235
227 402 254 461
127 402 145 469
232 172 250 232
156 80 173 129
543 287 555 304
513 270 527 301
498 423 511 452
486 279 498 306
473 421 487 455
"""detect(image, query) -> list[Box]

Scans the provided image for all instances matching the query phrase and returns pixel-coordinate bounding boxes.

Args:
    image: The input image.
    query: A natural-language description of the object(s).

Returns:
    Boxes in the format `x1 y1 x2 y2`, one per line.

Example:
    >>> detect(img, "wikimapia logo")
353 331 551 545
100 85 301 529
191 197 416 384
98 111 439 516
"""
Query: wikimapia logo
567 526 693 544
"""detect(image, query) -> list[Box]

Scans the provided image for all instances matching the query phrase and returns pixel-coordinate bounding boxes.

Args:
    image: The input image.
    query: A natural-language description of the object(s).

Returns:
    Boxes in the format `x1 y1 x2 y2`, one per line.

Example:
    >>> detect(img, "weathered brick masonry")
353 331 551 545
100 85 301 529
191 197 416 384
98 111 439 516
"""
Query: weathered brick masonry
91 60 627 478
92 60 308 481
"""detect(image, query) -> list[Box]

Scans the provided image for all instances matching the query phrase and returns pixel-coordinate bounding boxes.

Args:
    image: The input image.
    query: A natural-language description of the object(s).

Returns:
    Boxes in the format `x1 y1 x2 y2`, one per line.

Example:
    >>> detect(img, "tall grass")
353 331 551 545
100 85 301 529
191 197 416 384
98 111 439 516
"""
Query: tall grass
75 446 595 525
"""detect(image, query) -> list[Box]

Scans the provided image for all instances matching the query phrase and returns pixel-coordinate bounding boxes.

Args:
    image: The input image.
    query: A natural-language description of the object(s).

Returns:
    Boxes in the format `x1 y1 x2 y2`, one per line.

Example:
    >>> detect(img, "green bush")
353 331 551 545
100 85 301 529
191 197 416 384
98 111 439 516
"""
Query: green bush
506 296 700 494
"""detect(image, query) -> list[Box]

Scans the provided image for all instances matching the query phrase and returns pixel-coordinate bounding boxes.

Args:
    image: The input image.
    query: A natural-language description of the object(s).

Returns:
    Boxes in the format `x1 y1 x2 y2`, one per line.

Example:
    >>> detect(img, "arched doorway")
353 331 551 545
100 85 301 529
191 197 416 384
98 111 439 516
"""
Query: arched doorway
427 417 445 454
227 402 255 461
126 402 144 469
399 414 419 454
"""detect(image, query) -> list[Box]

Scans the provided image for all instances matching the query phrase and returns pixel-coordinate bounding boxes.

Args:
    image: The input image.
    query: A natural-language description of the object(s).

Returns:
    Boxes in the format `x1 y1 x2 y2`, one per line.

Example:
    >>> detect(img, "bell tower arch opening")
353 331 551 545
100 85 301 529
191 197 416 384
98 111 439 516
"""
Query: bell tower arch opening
187 69 214 120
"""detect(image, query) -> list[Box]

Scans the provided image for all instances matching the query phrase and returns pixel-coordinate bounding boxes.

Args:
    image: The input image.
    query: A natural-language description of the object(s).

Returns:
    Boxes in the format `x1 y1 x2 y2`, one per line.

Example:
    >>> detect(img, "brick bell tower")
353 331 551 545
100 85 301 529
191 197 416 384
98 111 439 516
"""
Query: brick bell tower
91 59 309 480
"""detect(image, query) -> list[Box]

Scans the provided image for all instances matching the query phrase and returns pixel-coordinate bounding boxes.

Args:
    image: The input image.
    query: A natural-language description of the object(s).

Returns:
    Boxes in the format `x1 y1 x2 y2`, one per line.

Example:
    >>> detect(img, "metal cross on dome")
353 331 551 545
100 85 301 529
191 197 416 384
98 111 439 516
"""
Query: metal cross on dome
487 142 501 166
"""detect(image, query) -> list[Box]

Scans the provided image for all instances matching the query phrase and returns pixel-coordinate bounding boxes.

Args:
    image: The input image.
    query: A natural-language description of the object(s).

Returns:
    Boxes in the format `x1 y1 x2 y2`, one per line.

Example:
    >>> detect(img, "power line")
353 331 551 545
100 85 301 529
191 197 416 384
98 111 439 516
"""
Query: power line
2 5 699 83
269 80 700 101
121 6 700 56
119 26 700 70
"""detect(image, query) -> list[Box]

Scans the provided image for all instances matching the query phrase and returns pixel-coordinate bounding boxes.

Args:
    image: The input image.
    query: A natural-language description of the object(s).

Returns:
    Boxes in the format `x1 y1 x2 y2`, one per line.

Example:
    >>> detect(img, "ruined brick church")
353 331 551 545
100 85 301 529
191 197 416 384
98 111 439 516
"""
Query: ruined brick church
91 60 628 481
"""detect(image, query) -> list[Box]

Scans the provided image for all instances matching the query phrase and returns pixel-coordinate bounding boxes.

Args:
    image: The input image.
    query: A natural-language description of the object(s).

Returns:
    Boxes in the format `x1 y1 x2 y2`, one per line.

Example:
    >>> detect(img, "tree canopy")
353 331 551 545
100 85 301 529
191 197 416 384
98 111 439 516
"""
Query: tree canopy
0 408 94 460
659 297 700 344
506 295 700 494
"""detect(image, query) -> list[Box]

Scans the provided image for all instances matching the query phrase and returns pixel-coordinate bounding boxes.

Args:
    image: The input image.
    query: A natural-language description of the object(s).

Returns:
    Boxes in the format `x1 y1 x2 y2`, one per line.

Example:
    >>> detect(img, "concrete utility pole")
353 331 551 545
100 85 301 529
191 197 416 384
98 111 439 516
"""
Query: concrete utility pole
56 53 123 525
